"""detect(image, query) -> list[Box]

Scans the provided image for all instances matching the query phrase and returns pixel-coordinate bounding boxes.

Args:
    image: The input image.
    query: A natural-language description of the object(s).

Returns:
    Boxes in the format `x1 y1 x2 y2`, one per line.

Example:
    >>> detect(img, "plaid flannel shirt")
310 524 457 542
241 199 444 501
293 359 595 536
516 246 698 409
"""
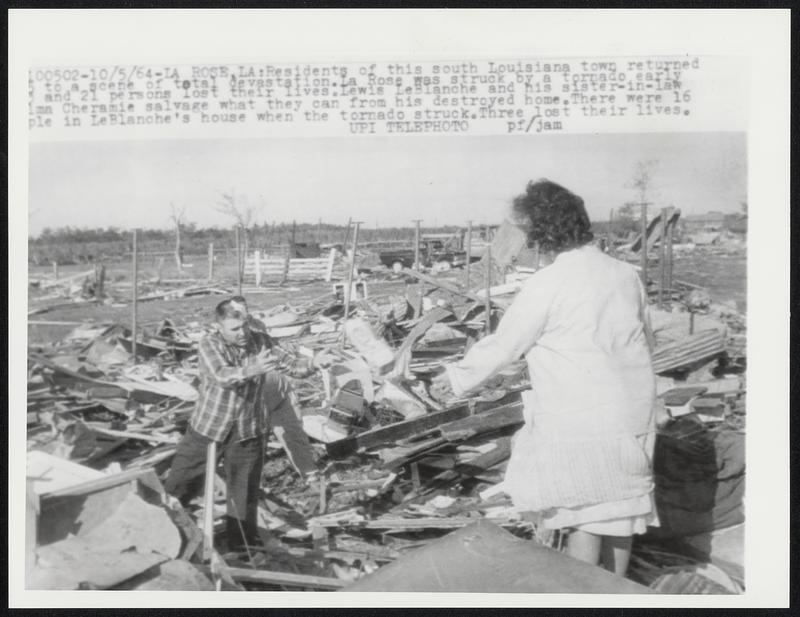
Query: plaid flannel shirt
189 328 311 443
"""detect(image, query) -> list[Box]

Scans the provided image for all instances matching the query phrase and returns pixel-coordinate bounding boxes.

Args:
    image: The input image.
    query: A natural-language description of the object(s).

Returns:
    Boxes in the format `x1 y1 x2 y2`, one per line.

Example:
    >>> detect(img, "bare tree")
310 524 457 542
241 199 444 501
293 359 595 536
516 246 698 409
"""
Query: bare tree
627 159 659 207
169 202 186 272
215 189 262 255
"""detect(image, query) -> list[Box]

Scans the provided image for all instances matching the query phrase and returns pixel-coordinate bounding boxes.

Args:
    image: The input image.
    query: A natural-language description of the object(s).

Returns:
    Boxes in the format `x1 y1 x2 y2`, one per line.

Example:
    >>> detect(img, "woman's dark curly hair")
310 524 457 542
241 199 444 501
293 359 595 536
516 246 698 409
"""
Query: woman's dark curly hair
510 179 594 253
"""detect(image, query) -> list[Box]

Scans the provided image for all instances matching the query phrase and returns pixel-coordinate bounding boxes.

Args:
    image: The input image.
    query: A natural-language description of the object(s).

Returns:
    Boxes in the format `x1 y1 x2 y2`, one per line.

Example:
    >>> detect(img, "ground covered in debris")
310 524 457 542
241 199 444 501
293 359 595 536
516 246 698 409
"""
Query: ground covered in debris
25 245 746 593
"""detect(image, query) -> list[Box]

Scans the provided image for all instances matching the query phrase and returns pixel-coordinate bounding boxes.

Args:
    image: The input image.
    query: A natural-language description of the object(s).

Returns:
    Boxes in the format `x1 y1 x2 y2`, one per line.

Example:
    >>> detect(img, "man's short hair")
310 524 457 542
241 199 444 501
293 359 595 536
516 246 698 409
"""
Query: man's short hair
215 297 248 321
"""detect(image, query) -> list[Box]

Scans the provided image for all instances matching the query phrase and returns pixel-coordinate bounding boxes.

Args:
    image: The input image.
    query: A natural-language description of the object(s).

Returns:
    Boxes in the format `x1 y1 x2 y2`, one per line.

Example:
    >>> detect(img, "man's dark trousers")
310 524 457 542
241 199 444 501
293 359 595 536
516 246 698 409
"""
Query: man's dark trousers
164 425 263 550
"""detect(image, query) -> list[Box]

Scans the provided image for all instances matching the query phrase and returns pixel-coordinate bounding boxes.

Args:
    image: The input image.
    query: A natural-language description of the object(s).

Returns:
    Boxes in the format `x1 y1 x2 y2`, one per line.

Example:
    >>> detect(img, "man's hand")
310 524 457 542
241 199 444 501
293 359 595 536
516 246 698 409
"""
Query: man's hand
244 349 277 377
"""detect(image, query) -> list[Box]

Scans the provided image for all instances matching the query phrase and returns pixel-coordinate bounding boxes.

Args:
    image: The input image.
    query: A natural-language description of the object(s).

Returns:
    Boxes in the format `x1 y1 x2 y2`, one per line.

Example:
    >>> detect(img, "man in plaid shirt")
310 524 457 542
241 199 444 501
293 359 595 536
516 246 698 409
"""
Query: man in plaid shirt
164 296 317 551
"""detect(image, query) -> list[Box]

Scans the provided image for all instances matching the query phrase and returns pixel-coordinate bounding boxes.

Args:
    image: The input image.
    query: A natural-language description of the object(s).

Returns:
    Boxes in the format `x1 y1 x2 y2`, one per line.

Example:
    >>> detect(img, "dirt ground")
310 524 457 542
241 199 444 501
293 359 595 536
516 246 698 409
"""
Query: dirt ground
27 252 409 344
27 248 747 345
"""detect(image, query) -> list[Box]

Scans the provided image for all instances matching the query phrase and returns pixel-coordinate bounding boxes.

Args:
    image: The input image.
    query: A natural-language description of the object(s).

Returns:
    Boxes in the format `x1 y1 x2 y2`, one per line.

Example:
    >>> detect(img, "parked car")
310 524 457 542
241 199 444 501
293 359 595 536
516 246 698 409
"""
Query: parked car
379 238 467 272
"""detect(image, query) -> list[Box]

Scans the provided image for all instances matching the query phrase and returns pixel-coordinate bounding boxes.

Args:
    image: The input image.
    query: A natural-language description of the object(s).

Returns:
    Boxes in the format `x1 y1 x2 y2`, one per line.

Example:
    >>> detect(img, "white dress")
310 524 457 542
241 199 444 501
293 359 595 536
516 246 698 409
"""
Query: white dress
446 245 659 535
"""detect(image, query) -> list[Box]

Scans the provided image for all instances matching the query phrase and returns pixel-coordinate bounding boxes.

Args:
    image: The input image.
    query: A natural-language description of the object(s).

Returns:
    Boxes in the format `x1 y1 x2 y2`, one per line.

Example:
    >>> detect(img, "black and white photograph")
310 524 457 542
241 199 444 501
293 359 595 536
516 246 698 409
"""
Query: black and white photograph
8 9 789 608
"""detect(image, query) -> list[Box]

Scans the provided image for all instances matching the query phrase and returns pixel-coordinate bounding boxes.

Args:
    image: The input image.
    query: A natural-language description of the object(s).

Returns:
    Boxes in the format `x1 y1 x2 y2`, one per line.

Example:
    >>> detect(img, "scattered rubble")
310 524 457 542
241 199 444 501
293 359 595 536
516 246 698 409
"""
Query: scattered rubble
25 241 747 593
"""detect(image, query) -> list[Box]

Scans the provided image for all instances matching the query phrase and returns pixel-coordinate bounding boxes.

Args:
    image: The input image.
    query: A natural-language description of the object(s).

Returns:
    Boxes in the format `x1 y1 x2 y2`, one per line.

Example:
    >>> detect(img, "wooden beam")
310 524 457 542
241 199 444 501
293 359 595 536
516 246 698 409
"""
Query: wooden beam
401 268 494 305
224 566 346 589
326 403 471 458
202 441 217 562
41 467 158 498
326 399 523 458
438 401 523 442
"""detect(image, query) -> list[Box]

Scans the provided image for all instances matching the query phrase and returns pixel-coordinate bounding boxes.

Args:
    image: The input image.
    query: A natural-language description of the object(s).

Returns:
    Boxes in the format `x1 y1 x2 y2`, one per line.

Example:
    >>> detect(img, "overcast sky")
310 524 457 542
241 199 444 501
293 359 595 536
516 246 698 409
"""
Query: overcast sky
28 132 746 236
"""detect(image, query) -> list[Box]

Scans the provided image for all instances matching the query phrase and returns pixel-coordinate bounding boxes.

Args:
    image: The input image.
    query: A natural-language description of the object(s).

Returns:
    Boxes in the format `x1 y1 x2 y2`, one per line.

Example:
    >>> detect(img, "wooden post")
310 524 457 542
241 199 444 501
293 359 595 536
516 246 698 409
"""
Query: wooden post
235 225 242 296
666 214 675 296
413 219 422 271
324 247 337 282
207 242 214 281
640 202 649 287
341 221 361 346
658 208 668 308
281 238 291 286
202 441 217 562
155 257 164 284
254 250 262 287
52 261 59 281
464 220 472 289
342 217 352 249
131 229 138 361
484 241 492 335
96 263 105 299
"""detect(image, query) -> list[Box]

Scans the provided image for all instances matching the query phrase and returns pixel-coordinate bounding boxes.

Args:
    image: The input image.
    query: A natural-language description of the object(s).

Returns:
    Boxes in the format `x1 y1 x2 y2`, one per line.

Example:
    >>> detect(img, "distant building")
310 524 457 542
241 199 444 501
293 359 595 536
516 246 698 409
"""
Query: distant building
681 211 728 232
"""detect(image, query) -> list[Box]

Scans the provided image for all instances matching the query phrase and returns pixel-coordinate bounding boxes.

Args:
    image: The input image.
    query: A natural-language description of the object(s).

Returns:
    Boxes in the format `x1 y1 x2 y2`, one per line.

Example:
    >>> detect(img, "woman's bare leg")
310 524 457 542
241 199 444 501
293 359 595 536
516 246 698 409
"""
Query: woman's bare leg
600 535 633 576
565 529 602 565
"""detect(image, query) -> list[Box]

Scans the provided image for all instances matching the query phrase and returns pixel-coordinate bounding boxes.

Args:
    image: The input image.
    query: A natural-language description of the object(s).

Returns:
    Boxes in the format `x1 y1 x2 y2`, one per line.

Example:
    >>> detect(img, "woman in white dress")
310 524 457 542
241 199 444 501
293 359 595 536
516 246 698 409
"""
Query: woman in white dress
435 179 658 576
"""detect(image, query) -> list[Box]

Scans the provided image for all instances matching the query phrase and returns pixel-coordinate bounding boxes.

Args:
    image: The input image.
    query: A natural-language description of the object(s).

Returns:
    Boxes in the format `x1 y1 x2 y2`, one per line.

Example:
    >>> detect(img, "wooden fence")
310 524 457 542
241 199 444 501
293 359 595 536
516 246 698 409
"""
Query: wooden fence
243 249 351 285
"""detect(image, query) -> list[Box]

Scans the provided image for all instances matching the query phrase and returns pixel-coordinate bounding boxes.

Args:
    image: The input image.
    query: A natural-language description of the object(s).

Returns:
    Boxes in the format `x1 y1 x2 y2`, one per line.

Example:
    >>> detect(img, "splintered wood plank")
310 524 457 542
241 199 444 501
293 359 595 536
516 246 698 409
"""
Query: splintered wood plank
438 402 523 441
325 404 471 458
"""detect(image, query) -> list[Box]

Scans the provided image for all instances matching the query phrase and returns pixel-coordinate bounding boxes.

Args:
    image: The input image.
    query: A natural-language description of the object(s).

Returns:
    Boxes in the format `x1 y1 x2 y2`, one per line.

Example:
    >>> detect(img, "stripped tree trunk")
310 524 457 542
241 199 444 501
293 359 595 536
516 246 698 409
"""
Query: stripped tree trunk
174 222 184 273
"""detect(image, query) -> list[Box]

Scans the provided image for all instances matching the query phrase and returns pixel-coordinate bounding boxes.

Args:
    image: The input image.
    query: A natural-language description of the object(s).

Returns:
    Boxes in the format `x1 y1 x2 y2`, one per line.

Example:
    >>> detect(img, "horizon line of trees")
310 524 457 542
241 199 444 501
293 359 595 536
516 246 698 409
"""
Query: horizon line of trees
30 222 470 245
29 222 465 266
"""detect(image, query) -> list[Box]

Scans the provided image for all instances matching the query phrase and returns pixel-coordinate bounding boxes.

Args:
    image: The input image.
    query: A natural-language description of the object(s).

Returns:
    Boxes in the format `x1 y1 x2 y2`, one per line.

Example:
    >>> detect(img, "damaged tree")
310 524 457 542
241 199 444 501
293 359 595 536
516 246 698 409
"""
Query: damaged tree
215 190 262 257
169 203 187 274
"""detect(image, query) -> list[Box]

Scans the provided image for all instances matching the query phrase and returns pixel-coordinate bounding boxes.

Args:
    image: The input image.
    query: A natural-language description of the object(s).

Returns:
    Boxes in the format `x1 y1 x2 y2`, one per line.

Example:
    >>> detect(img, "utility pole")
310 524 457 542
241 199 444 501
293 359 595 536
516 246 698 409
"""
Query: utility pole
341 221 362 345
235 225 242 296
640 201 651 288
464 220 473 288
658 207 668 308
342 217 352 250
666 209 676 295
413 219 422 271
484 238 492 335
131 229 139 360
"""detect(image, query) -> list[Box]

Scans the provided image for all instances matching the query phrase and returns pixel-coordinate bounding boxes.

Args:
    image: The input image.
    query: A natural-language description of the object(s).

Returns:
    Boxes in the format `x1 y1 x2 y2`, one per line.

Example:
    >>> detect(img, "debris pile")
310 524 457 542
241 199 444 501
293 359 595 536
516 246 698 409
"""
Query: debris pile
25 250 747 593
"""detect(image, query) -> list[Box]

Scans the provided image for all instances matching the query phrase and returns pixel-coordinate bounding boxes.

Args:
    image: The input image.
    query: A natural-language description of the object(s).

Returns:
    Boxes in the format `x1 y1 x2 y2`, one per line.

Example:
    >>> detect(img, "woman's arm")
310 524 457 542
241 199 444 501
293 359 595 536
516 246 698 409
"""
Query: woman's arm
445 272 552 396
